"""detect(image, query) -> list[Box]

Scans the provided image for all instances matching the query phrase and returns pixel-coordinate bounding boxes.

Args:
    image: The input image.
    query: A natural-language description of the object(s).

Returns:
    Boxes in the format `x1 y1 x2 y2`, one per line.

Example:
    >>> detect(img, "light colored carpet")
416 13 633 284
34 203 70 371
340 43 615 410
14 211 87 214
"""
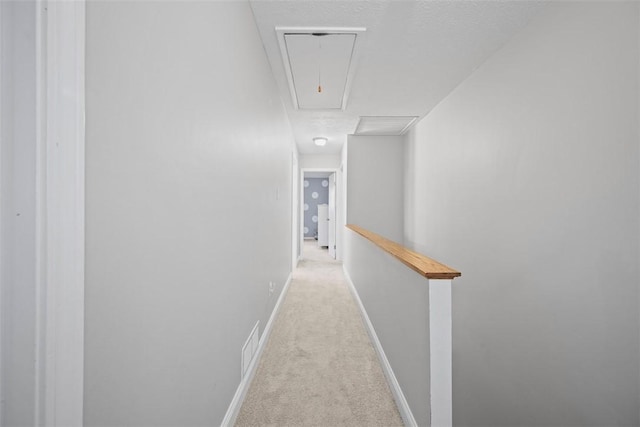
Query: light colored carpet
235 241 404 427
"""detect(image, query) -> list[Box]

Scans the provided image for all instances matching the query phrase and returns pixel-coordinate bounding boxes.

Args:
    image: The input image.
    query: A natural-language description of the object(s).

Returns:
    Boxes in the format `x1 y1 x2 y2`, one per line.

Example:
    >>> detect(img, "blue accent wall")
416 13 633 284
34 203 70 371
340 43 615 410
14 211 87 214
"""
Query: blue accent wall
303 178 329 238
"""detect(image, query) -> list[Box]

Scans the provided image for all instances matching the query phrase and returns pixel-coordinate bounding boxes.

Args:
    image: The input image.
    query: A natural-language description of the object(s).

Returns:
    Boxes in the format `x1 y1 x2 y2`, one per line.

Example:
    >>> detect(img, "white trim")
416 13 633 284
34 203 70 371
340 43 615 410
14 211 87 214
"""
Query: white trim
221 273 293 427
34 1 47 423
43 1 85 425
429 279 453 427
342 266 418 427
0 1 4 421
291 151 299 269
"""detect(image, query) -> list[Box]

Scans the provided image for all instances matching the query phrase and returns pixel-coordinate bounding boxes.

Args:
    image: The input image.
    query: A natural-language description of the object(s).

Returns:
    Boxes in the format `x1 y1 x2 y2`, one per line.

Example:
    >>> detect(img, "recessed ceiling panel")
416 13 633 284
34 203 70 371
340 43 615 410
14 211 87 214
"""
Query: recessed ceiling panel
285 34 355 110
258 4 544 152
354 116 419 136
277 27 366 111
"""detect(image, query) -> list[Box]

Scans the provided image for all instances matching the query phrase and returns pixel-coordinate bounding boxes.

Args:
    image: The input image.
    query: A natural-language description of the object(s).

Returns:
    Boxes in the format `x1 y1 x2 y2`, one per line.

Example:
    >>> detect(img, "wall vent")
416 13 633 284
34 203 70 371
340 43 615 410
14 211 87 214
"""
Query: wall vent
354 116 419 136
241 321 260 378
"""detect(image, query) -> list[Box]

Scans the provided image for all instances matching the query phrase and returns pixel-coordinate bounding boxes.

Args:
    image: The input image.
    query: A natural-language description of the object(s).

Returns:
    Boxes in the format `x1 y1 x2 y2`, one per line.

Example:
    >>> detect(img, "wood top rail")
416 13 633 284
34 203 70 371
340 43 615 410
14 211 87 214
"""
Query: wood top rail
347 224 461 280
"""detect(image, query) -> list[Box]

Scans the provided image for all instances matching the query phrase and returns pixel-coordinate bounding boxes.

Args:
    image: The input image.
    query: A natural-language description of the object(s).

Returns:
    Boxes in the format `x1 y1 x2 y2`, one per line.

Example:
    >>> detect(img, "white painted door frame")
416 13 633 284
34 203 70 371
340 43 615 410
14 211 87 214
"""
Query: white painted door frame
327 173 336 259
300 168 340 260
291 151 300 269
41 2 86 424
22 1 85 425
0 3 4 422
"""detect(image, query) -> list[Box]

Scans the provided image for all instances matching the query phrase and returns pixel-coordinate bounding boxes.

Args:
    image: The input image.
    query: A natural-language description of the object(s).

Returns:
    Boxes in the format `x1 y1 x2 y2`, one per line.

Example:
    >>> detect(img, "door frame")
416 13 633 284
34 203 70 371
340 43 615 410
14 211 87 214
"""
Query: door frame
327 173 336 259
41 2 86 424
1 1 85 424
291 151 300 269
300 168 340 260
34 1 85 424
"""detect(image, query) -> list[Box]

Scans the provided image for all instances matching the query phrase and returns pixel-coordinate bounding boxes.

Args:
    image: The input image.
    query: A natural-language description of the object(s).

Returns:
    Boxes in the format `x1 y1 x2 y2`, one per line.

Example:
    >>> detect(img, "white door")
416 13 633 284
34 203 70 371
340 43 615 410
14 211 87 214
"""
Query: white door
328 173 336 259
317 204 329 247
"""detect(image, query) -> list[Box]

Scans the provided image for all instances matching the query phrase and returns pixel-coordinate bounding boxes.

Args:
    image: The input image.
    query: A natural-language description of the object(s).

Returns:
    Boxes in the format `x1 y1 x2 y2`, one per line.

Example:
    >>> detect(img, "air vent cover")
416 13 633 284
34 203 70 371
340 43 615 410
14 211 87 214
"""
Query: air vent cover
354 116 419 136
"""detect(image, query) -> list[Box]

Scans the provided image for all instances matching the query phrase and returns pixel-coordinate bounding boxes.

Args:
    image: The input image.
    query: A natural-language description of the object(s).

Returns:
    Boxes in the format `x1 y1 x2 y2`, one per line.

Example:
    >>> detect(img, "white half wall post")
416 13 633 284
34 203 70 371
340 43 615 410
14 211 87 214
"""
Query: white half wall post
429 279 452 427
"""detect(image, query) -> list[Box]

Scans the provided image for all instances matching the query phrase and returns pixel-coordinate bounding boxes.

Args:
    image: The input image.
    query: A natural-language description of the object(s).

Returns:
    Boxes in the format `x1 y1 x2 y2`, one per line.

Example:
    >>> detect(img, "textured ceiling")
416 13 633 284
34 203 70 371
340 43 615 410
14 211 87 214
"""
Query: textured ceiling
250 0 547 154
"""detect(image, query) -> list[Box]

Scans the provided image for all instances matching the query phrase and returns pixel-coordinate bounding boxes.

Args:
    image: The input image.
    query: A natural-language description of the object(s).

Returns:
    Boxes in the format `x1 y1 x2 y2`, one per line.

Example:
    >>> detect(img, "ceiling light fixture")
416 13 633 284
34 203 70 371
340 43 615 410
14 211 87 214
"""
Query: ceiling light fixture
313 137 328 146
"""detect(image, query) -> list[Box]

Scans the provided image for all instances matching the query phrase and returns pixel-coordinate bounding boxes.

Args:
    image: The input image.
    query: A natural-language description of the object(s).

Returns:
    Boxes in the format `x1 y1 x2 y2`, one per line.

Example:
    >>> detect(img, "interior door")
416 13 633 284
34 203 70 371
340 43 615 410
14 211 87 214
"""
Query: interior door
328 173 336 259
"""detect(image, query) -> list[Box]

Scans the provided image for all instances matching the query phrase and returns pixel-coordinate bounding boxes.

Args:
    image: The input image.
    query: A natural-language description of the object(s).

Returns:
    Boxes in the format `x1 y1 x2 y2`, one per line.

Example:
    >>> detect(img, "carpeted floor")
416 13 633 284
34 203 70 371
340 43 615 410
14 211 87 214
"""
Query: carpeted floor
235 240 404 427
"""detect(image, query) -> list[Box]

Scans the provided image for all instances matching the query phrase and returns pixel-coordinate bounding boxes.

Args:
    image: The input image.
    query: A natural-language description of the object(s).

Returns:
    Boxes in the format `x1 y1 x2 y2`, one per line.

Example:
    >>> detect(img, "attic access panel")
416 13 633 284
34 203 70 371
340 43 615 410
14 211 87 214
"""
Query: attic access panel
277 27 366 110
354 116 419 136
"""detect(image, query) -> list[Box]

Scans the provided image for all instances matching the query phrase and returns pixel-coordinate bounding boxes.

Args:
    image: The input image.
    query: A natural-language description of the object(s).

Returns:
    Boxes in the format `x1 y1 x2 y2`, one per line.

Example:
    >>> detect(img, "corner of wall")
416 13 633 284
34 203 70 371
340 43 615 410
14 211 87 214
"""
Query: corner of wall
400 131 415 248
344 135 405 242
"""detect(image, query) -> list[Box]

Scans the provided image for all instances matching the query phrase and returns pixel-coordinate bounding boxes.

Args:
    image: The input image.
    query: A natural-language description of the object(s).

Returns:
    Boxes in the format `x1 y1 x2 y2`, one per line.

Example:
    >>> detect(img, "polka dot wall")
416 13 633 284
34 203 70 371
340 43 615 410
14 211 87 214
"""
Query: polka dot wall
303 178 329 238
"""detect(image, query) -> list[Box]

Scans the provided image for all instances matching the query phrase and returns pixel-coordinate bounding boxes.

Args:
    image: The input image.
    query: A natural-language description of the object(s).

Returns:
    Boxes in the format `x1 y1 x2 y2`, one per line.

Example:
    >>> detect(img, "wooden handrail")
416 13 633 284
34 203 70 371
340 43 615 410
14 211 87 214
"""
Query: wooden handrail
347 224 461 280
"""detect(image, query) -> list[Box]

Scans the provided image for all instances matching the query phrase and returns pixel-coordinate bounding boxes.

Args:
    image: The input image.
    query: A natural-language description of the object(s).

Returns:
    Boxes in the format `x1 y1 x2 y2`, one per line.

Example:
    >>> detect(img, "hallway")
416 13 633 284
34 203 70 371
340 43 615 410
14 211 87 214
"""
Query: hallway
235 241 403 426
3 1 639 426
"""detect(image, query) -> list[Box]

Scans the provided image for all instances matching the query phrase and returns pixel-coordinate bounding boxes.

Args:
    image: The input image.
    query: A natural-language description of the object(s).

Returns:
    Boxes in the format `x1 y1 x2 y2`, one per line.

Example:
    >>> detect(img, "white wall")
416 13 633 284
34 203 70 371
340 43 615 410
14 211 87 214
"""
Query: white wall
0 2 38 424
404 2 639 425
343 228 431 426
346 135 404 242
85 2 294 425
299 154 341 169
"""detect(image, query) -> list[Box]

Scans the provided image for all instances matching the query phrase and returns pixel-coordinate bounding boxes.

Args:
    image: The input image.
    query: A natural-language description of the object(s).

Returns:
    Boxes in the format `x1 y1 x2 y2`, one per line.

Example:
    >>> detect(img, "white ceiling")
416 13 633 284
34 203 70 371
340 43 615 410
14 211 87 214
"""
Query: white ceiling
250 1 547 154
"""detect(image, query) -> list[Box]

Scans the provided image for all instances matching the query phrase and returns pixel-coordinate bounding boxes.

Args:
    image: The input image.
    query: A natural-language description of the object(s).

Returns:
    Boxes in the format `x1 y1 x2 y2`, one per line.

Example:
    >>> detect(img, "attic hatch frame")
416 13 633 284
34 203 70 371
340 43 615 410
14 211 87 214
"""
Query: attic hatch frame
275 27 366 111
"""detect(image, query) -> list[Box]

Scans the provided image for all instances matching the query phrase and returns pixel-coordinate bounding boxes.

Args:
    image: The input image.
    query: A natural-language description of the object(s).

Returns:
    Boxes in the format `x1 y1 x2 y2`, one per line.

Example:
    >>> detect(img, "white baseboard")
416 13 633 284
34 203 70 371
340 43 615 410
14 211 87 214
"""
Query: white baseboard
342 266 418 427
221 273 293 427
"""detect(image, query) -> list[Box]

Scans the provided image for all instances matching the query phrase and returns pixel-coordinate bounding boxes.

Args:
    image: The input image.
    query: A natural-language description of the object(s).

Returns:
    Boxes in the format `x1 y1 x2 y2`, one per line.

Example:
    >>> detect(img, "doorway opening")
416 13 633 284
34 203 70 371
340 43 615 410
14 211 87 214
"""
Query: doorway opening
300 169 339 261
